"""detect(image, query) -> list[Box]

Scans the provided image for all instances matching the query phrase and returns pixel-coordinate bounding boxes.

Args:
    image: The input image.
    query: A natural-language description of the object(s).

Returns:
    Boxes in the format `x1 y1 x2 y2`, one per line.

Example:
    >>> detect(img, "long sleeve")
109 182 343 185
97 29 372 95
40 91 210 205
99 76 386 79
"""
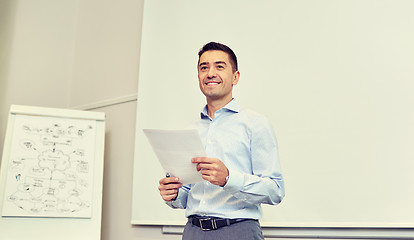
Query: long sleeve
165 184 191 209
223 116 285 205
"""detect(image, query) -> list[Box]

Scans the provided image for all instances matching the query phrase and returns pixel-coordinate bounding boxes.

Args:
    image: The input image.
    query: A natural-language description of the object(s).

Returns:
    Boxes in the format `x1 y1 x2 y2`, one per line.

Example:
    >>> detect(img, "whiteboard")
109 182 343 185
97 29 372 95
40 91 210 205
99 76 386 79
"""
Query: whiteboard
132 0 414 228
0 105 105 240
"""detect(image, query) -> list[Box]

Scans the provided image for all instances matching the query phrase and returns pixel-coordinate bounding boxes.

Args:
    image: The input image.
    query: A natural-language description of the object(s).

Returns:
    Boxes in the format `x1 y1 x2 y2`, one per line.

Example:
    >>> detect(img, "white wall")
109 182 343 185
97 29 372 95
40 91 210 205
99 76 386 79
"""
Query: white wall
0 0 183 239
0 0 15 115
69 0 142 106
0 0 412 239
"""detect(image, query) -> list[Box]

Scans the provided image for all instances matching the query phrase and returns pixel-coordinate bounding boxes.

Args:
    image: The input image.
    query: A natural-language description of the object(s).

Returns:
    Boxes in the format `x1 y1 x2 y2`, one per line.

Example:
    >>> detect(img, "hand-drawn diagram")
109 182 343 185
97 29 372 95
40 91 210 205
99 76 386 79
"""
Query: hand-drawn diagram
2 115 96 218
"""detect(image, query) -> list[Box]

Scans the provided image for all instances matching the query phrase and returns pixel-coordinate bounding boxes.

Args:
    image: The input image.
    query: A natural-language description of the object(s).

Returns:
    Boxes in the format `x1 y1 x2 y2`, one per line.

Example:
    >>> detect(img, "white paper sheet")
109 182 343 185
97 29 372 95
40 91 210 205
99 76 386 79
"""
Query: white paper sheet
143 129 205 185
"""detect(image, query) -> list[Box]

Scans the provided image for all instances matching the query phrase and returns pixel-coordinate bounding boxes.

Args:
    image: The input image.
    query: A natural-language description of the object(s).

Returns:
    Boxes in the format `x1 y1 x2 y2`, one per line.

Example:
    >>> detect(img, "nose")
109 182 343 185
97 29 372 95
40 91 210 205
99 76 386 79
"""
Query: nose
207 67 217 78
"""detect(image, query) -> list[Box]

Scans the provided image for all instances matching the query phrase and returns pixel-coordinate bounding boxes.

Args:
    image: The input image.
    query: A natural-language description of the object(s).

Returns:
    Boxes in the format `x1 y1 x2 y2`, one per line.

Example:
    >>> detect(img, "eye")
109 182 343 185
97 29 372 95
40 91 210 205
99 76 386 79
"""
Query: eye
217 65 225 69
200 66 208 71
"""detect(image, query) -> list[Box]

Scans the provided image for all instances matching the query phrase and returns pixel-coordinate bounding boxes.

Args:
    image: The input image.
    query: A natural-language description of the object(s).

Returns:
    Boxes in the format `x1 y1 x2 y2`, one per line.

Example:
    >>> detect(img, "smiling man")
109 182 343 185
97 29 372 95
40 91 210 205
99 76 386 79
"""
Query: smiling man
158 42 285 240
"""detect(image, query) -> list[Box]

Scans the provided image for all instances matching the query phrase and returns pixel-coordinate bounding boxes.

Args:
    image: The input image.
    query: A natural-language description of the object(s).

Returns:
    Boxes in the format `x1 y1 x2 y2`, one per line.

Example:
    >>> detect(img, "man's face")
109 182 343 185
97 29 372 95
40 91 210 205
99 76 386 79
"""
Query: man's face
198 50 239 102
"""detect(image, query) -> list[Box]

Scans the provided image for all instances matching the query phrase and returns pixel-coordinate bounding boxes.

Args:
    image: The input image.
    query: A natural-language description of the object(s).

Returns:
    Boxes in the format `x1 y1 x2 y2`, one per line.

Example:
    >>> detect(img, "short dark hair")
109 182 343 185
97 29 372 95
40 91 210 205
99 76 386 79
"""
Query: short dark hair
198 42 238 72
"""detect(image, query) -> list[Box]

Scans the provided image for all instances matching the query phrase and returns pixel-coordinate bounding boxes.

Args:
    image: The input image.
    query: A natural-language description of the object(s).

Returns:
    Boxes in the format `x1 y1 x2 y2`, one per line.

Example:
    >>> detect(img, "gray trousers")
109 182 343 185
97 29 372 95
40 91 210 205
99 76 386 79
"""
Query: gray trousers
182 219 264 240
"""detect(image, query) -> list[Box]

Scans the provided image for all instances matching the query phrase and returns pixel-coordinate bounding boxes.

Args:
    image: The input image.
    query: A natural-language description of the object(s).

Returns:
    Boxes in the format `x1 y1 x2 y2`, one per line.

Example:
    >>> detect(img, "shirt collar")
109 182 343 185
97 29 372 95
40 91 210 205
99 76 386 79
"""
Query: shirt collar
200 99 240 119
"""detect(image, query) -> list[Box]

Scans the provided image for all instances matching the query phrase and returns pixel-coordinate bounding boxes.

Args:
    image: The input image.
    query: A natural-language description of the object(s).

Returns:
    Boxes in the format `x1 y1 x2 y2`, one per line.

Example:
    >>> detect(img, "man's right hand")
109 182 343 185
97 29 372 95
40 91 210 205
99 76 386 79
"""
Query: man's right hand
158 177 182 201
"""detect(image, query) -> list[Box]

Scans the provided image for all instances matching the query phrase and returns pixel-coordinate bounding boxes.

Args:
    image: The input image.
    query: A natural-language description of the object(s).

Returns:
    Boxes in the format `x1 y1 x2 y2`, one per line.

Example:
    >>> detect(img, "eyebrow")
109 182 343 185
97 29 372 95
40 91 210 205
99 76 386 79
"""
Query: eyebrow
199 61 227 67
214 61 227 66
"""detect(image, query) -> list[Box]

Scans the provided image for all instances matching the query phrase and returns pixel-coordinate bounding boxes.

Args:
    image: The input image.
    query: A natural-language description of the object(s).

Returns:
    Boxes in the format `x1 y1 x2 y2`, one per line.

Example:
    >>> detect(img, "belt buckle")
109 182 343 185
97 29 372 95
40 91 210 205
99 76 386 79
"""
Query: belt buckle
199 218 217 231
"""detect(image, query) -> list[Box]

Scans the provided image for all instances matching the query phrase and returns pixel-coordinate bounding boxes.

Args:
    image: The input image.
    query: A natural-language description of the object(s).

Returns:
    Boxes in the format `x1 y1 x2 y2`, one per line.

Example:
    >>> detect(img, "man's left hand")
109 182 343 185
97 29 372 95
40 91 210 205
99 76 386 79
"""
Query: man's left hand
192 157 229 186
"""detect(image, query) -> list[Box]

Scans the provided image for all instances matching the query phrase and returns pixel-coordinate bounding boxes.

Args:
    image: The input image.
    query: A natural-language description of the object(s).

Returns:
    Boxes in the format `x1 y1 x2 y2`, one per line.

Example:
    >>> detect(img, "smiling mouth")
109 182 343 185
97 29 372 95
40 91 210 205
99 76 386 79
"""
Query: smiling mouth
205 80 221 85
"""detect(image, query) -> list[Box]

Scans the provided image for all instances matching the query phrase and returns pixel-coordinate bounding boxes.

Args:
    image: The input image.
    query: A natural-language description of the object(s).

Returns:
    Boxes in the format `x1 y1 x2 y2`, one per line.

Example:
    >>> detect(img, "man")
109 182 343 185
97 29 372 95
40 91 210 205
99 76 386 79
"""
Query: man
158 42 285 240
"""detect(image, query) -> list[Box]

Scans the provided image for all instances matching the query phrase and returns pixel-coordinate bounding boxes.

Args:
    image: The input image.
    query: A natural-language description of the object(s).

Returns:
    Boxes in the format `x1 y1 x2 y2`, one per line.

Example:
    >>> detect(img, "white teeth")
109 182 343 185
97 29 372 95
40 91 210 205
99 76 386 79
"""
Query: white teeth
206 82 219 85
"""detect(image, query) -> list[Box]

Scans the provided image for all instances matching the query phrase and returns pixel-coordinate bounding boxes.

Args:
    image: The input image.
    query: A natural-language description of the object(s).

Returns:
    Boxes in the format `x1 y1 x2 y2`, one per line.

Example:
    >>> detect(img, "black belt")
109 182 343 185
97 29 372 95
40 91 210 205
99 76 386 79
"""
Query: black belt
189 215 254 231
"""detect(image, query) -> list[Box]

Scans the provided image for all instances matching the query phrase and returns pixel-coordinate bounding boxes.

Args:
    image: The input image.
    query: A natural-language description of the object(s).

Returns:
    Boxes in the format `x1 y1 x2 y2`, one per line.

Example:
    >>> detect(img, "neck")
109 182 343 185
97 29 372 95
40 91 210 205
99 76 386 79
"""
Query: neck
206 97 233 119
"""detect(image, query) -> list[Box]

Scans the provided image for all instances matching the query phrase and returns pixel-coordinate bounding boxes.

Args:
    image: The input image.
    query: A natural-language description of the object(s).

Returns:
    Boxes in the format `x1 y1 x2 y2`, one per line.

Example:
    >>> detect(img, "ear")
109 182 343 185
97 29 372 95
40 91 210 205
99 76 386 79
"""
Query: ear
232 71 240 86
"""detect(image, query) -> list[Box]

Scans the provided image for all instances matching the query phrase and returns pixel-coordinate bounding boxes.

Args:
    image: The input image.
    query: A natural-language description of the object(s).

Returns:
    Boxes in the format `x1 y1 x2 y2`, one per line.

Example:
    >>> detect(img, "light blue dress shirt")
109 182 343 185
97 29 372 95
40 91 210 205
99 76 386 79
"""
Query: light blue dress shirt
167 99 285 220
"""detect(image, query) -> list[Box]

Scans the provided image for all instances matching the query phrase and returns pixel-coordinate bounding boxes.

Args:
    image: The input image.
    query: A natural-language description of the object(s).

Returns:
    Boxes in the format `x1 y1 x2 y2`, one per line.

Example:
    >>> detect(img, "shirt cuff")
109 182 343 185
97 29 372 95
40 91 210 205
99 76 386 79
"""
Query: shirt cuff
223 168 245 194
165 188 186 209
